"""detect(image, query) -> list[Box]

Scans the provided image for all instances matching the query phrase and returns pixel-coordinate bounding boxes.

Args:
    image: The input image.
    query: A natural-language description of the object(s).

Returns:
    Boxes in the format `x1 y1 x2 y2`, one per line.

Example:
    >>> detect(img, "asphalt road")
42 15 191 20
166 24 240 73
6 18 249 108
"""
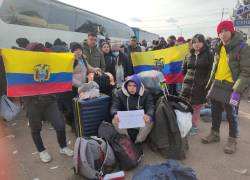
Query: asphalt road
0 100 250 180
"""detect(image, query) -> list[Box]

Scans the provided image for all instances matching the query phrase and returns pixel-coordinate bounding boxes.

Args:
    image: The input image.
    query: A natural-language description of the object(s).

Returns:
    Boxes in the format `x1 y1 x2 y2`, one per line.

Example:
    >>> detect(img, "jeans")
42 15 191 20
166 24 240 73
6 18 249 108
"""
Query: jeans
27 99 67 152
211 100 239 138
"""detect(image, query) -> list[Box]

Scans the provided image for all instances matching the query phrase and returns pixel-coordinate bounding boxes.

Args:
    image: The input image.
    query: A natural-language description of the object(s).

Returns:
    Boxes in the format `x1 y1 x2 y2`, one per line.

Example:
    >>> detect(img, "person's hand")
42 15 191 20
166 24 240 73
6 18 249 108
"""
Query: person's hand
82 53 87 59
94 68 102 75
229 92 240 107
143 115 152 124
112 114 120 125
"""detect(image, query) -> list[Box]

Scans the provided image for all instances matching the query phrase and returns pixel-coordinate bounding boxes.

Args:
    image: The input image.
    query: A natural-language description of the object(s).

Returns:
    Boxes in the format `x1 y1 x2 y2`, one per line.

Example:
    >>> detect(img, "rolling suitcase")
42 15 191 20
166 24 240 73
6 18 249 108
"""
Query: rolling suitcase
73 95 111 137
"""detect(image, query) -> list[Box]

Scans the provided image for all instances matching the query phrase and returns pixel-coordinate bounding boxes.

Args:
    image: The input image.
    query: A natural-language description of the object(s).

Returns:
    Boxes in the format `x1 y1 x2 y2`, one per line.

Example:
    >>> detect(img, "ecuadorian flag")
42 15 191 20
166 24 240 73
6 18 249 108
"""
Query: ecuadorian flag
1 49 74 97
131 44 189 84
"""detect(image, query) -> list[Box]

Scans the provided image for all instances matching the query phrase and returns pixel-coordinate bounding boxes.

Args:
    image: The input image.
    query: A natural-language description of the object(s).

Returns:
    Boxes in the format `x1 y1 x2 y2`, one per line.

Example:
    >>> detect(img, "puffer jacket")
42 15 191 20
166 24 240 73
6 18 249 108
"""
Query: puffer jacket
110 76 154 118
82 43 105 70
207 32 250 93
181 46 213 105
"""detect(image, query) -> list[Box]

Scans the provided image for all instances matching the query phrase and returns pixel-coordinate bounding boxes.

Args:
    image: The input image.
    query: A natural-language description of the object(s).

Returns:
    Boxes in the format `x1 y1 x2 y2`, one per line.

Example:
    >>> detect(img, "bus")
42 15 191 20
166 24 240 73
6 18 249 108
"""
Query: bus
132 27 160 43
0 0 135 48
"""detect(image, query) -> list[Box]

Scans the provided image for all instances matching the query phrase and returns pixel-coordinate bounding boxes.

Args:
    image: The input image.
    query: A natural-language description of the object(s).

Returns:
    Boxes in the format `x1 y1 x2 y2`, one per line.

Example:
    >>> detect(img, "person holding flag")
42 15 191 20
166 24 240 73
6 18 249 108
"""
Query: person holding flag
2 43 75 163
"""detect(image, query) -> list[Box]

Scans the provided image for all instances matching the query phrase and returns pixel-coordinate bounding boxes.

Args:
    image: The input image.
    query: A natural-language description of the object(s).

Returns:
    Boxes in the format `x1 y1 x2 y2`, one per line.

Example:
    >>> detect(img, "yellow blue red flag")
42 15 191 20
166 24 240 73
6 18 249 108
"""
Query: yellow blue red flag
131 44 189 84
1 49 74 97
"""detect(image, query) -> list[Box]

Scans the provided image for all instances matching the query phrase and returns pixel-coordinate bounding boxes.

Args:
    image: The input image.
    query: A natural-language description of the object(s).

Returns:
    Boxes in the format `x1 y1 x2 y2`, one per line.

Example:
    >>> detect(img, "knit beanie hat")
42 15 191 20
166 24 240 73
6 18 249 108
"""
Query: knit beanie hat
217 20 235 35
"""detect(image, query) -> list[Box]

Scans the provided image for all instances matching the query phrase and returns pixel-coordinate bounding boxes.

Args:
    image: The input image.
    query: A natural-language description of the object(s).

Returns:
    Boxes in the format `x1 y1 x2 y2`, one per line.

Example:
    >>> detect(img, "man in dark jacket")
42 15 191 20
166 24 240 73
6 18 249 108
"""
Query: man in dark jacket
125 36 142 74
50 38 69 52
110 74 154 144
202 21 250 154
83 32 105 70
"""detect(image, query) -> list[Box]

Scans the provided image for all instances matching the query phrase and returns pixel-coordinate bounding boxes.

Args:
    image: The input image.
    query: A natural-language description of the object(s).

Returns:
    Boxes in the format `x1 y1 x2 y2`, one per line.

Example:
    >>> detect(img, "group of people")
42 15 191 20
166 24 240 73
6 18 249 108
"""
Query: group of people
1 20 250 164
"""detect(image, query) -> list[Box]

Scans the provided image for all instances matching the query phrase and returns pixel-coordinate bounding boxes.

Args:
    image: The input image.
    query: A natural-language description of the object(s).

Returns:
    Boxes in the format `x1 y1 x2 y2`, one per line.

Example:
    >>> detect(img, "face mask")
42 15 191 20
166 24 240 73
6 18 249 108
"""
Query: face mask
112 51 119 57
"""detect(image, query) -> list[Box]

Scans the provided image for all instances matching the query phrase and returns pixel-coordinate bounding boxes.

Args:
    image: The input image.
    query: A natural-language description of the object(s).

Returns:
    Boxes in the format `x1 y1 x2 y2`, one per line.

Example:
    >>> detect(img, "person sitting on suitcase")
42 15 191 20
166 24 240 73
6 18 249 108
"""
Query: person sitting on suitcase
110 74 155 152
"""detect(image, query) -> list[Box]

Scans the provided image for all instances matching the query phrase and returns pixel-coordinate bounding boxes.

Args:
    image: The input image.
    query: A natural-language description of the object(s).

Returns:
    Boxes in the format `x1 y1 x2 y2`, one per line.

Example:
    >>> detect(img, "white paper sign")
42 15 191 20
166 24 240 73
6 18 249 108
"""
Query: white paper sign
118 110 145 129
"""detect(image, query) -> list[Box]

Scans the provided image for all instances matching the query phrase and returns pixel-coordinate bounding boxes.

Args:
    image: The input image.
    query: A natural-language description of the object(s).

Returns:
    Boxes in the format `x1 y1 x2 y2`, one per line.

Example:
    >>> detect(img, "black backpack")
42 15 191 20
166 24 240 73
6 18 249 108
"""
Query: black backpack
98 121 119 141
98 122 141 171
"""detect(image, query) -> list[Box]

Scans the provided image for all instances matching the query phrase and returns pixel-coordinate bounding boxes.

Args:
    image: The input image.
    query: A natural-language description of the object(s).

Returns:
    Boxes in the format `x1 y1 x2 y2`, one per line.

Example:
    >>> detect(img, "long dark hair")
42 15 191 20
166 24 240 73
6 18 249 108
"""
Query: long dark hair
101 41 112 55
190 34 209 53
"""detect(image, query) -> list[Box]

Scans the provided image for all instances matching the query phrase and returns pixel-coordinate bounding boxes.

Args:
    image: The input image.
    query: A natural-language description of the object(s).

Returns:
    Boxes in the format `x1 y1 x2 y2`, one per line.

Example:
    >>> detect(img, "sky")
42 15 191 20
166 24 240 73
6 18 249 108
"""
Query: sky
58 0 238 39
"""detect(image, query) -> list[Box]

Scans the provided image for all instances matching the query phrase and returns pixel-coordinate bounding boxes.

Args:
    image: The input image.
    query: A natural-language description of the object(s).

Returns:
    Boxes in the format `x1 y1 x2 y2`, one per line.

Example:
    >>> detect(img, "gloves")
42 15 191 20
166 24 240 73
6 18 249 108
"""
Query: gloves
229 92 240 107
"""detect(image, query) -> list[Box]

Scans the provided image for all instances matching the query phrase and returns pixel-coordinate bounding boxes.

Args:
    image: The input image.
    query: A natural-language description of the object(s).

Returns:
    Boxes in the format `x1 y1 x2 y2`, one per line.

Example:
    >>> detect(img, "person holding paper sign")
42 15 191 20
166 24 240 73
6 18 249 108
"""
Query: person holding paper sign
110 74 155 152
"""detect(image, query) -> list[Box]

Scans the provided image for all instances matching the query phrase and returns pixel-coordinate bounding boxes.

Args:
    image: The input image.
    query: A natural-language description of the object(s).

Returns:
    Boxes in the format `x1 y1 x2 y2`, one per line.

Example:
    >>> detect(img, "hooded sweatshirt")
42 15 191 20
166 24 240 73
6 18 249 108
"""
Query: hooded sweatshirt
110 75 155 119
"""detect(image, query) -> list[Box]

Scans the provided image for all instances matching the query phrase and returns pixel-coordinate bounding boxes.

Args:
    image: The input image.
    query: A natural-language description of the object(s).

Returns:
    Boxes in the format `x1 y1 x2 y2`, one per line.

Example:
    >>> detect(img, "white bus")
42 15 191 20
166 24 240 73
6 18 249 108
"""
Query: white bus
132 27 160 43
0 0 135 48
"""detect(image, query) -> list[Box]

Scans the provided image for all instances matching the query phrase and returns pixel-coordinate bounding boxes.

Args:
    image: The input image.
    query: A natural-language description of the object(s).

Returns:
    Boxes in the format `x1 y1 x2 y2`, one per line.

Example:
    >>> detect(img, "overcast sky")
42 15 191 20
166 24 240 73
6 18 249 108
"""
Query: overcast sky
59 0 238 39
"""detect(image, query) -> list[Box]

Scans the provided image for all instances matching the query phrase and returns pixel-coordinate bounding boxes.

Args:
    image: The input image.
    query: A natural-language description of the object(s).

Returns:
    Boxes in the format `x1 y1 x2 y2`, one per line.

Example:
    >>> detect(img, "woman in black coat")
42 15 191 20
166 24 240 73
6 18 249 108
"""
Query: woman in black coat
101 42 131 87
180 34 213 135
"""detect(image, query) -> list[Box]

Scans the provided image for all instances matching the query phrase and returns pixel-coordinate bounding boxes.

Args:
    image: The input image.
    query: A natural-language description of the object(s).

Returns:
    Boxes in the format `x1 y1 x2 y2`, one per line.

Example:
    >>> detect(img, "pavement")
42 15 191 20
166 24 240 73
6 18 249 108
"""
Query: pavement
0 99 250 180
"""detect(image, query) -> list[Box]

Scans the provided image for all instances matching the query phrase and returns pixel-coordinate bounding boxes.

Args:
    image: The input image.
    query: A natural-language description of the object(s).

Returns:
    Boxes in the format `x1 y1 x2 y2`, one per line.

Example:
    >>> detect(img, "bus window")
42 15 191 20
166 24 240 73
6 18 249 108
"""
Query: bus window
0 0 50 28
75 10 107 37
47 2 76 31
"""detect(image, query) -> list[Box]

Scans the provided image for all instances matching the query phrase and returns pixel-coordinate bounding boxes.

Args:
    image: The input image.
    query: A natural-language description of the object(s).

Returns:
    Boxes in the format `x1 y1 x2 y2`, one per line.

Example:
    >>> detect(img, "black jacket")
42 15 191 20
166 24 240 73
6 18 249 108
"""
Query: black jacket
104 52 131 80
110 82 154 118
181 46 213 105
125 45 142 74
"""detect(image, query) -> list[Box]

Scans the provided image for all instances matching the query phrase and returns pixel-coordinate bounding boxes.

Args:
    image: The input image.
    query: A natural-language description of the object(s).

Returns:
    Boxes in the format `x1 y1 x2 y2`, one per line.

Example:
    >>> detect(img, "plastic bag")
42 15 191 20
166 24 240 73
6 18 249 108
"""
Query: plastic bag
78 81 100 100
174 110 192 138
138 70 165 95
116 64 124 88
0 95 21 121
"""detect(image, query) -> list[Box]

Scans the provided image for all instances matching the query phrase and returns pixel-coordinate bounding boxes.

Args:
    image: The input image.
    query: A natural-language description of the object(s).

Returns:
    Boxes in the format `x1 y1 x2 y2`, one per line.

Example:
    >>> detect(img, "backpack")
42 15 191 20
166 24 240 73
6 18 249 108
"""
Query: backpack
132 160 198 180
98 121 119 141
73 136 116 179
109 134 142 171
98 122 142 170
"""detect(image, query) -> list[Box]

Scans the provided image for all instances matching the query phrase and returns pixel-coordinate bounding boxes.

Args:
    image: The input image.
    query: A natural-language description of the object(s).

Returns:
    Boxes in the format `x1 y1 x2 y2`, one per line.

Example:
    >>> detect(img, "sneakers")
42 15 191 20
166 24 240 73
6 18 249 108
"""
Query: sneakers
224 137 237 154
189 127 198 136
39 147 73 163
60 147 74 157
39 150 52 163
201 130 220 144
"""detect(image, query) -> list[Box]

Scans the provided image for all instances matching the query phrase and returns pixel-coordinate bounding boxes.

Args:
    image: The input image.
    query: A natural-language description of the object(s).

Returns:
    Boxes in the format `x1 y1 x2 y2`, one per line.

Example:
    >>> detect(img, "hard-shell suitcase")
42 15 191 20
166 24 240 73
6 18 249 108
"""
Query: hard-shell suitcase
73 95 111 137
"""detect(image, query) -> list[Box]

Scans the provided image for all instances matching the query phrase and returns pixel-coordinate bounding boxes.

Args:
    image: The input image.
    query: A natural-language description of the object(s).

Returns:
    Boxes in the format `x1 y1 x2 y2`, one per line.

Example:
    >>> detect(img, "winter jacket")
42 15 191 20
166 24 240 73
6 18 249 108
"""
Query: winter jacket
110 75 154 118
150 95 192 160
73 57 97 88
104 52 131 81
181 46 213 105
125 45 142 74
50 45 69 52
207 32 250 93
82 43 105 70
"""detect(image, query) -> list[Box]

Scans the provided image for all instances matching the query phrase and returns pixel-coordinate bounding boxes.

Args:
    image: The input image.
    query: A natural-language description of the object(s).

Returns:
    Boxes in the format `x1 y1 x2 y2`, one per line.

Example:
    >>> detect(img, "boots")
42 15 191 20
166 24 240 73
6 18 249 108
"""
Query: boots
224 137 237 154
201 130 220 144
